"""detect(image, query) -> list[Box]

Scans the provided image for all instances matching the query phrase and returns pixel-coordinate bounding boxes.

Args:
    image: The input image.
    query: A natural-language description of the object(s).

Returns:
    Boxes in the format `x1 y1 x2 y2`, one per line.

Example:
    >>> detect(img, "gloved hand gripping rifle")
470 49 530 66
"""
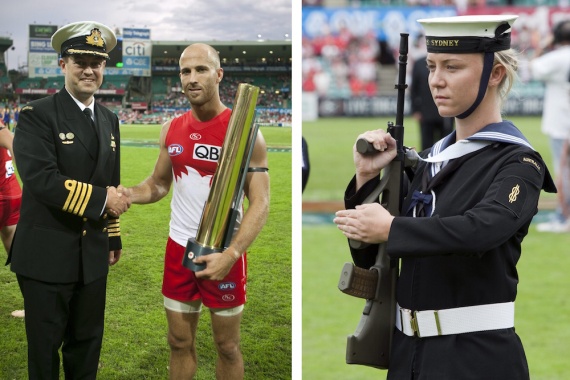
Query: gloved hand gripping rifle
337 33 411 370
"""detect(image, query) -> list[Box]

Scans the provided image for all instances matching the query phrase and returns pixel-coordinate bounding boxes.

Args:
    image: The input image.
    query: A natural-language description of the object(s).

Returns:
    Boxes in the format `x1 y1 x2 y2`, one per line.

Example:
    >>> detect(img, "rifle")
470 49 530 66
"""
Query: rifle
337 33 409 369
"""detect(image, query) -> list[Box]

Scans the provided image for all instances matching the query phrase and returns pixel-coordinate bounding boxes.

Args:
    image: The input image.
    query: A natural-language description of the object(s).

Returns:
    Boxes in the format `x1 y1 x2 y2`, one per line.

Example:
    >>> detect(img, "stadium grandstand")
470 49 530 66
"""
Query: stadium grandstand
302 1 570 119
0 33 291 127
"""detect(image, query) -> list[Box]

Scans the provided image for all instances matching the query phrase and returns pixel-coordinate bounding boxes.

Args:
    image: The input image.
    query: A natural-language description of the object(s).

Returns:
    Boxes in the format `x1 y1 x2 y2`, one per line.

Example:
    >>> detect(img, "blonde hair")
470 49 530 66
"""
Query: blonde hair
494 49 519 106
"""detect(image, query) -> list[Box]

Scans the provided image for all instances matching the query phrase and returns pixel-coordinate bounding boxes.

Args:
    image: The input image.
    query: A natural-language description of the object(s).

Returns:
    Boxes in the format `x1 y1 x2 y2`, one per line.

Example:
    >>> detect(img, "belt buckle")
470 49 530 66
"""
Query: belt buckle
411 311 420 337
400 308 420 337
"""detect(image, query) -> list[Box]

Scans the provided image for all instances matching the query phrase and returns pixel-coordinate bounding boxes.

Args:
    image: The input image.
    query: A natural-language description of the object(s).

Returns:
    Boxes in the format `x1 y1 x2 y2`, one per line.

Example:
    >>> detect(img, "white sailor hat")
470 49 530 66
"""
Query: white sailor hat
51 21 117 60
418 15 518 53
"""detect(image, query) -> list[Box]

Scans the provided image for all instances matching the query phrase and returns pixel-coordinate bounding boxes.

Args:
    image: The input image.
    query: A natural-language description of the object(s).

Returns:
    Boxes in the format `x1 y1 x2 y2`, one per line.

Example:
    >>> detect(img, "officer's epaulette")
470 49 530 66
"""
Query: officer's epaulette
20 105 33 112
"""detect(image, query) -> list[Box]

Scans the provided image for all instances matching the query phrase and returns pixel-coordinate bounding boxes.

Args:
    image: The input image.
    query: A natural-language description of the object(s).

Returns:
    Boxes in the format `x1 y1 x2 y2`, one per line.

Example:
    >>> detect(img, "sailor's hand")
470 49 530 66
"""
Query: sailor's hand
334 203 394 243
354 130 397 188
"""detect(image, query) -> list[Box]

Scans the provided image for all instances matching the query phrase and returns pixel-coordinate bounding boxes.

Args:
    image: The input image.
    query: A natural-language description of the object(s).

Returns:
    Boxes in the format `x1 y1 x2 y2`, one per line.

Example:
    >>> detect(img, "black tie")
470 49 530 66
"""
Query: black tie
82 107 99 157
83 108 96 130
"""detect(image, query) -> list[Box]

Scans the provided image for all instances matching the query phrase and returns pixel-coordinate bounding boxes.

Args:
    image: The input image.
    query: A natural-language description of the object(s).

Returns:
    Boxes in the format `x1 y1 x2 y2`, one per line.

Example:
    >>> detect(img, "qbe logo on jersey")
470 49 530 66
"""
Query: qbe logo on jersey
193 144 221 162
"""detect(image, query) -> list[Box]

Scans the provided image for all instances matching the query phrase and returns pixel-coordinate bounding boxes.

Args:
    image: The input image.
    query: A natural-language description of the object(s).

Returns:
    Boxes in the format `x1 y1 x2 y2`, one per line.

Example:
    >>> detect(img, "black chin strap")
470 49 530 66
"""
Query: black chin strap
456 51 495 119
455 23 512 119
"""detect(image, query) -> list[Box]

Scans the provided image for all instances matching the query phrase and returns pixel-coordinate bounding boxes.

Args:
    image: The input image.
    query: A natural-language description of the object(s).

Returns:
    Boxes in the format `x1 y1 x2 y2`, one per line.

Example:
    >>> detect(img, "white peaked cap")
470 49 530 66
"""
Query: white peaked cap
51 21 117 59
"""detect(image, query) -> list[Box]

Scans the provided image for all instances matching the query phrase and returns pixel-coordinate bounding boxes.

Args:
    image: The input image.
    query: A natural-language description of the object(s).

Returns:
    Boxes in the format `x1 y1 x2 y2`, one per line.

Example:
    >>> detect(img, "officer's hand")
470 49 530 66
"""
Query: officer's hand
109 249 122 266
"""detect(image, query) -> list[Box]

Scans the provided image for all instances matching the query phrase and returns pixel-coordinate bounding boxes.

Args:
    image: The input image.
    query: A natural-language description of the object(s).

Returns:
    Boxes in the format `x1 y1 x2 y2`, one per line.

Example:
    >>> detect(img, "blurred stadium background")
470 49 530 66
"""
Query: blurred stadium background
0 26 291 127
302 1 570 122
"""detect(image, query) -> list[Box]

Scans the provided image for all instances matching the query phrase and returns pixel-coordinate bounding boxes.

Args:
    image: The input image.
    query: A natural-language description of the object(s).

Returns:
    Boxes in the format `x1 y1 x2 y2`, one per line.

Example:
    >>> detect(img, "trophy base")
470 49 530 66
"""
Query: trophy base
182 238 221 272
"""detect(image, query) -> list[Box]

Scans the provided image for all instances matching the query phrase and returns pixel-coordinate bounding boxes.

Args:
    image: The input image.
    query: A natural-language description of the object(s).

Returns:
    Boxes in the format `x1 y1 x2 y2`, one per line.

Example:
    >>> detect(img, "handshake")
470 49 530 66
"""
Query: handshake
105 185 132 217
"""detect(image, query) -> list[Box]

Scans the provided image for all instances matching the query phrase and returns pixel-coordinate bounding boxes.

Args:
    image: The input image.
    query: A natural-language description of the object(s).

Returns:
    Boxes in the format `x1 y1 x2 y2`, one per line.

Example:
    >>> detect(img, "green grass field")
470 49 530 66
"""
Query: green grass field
302 116 570 380
0 125 292 379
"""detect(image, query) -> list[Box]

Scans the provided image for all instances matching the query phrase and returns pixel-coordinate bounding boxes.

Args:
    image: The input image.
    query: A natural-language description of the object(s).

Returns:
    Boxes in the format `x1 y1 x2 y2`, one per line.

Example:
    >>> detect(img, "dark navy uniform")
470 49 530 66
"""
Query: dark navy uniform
10 87 121 282
8 87 122 378
6 20 122 379
345 124 556 379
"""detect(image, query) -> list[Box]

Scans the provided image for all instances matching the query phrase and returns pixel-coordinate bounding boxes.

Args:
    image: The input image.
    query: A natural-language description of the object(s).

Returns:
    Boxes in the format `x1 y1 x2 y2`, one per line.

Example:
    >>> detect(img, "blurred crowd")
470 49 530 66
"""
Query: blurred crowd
303 27 384 98
114 108 291 126
302 10 564 99
153 75 291 109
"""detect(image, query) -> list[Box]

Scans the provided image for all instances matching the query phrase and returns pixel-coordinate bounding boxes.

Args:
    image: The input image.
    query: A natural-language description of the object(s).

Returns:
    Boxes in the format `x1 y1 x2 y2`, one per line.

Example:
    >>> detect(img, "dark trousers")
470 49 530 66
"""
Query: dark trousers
17 274 107 380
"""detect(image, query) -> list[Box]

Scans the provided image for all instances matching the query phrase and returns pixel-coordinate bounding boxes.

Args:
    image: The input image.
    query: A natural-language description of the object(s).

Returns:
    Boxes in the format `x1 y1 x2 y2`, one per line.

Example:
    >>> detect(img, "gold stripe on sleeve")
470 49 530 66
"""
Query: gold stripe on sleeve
68 182 83 212
78 185 93 216
107 219 121 237
73 182 88 215
63 180 93 217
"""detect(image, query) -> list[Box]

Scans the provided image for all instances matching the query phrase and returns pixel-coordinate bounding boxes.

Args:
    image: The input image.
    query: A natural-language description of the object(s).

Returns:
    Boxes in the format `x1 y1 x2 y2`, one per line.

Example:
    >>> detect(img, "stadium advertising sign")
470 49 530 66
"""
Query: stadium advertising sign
122 28 151 77
317 96 542 117
302 6 455 47
29 25 58 39
28 24 59 78
29 52 59 67
15 88 58 95
31 67 61 76
15 85 126 96
29 39 56 53
224 66 291 73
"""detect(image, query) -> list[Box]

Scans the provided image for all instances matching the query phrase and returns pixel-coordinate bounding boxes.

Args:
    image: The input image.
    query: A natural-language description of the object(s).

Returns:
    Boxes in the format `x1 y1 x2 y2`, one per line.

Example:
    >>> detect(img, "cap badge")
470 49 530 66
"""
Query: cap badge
86 28 105 48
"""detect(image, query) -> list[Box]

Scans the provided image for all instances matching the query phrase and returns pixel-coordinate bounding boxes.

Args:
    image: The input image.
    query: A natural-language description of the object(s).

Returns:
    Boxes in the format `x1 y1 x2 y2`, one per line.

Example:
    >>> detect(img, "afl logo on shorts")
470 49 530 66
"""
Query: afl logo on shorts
168 144 184 156
189 133 201 140
218 282 236 291
222 294 235 302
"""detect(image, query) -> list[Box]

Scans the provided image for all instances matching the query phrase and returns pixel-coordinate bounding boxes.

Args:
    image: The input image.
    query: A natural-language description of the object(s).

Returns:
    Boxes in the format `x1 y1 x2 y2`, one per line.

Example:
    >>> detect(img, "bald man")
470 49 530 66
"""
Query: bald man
124 43 270 379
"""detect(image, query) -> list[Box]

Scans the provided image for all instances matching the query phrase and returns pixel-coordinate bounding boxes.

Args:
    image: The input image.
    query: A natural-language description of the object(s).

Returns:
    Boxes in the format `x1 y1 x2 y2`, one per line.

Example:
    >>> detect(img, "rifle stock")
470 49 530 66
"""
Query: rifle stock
338 33 409 370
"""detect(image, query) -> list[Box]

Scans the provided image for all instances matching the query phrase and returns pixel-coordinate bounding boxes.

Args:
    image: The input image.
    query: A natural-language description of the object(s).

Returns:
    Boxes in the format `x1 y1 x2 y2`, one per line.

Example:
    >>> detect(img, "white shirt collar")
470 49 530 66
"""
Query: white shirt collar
66 90 95 119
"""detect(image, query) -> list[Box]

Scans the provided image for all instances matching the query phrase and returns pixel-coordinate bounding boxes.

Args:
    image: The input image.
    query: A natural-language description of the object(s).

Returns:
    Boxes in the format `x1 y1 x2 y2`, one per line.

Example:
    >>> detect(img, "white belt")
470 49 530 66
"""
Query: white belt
395 302 514 338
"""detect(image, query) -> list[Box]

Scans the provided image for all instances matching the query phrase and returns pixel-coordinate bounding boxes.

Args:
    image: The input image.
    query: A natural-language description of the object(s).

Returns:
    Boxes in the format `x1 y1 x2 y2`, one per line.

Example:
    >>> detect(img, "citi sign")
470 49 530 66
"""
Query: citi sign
124 41 148 57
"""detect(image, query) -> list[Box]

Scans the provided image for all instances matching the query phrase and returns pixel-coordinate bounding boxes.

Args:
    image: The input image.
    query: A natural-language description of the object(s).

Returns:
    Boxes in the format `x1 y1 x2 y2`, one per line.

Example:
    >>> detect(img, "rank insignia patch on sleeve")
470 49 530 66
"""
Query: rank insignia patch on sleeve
495 176 527 218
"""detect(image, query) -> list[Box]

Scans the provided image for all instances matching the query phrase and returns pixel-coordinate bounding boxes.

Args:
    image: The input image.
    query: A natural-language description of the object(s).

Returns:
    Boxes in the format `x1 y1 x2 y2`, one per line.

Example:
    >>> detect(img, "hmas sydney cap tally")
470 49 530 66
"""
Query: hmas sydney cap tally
418 15 518 53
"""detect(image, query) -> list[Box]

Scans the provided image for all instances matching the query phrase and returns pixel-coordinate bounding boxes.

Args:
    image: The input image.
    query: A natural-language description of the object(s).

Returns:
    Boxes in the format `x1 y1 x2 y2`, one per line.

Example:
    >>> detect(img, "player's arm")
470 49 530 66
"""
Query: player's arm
125 120 174 204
